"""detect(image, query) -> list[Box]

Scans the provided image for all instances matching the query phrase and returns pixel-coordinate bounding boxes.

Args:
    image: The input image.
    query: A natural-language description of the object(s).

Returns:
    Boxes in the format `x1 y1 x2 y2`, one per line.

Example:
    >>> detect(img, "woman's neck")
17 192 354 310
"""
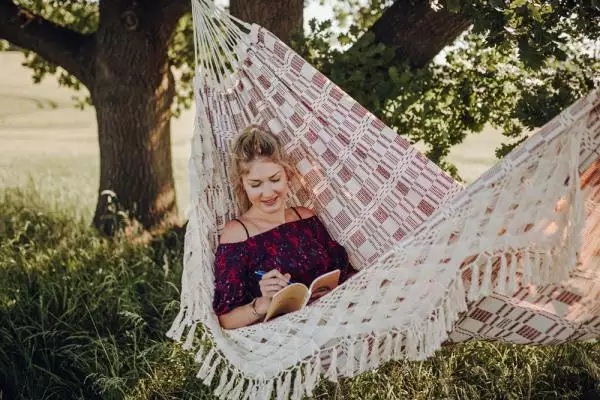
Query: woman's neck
247 206 287 225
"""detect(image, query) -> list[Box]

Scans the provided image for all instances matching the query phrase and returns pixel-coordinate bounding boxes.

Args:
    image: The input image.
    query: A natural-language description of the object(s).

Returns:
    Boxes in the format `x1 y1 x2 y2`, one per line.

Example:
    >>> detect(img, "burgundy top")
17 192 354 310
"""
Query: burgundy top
212 215 355 316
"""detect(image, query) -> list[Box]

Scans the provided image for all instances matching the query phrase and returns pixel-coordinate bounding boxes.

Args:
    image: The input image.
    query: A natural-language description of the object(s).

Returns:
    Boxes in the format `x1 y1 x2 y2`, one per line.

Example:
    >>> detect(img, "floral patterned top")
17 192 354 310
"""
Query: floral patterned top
212 215 355 316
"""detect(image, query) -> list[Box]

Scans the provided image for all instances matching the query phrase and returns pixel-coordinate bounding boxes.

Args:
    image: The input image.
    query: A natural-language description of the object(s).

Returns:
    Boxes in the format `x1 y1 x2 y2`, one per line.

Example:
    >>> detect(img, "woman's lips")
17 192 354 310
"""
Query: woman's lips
262 197 278 206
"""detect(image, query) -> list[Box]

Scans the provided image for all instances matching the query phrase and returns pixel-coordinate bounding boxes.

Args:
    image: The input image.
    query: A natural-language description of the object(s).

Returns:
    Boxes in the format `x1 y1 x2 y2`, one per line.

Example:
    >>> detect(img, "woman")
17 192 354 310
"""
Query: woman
213 125 355 329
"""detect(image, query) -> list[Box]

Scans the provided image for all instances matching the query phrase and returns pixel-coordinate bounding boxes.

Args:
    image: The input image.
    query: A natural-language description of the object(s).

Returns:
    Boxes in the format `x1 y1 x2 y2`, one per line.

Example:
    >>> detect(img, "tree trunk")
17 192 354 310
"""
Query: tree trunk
91 2 181 235
367 1 471 68
230 0 303 46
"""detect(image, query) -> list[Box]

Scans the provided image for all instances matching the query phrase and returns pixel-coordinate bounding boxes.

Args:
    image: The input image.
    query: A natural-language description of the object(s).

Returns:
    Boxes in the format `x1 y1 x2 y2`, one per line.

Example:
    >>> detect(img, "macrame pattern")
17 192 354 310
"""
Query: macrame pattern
167 1 600 399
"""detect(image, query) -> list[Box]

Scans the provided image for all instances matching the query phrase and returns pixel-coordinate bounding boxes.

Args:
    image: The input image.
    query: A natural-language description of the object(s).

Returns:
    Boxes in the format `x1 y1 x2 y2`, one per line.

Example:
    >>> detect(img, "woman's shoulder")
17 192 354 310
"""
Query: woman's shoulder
219 219 249 244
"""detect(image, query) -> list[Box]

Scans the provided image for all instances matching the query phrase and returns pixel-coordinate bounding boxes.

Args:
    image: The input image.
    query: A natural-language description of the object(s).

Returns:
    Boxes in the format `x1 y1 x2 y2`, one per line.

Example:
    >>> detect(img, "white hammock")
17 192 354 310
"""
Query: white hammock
168 1 600 399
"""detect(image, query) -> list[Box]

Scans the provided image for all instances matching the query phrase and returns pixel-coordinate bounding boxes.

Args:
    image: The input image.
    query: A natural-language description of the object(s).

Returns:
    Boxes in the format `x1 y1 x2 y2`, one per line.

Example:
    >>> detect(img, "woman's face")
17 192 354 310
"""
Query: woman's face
242 158 289 214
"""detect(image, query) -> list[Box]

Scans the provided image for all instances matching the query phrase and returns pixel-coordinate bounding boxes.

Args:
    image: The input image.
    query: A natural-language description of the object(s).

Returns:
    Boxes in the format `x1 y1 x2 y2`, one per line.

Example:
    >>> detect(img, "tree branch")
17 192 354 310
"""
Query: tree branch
364 1 471 68
0 0 94 86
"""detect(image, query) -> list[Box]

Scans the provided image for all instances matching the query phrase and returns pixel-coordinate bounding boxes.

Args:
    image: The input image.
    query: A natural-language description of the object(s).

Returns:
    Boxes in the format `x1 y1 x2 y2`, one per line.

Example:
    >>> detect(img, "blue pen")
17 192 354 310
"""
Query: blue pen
254 270 292 284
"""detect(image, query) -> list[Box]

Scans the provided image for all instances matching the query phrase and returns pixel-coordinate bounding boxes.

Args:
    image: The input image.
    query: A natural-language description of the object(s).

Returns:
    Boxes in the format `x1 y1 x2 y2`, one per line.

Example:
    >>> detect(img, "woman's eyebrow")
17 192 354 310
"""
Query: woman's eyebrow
248 172 281 182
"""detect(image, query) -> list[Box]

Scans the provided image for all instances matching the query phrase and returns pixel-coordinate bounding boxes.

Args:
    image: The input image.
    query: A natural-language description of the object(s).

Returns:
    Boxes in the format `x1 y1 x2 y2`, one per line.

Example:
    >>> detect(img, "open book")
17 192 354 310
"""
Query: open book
263 269 341 322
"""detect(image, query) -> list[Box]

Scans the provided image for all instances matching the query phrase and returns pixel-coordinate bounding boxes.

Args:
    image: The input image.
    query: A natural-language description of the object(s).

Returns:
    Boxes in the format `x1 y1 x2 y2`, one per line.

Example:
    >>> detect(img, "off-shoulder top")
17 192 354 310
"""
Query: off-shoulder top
212 214 354 316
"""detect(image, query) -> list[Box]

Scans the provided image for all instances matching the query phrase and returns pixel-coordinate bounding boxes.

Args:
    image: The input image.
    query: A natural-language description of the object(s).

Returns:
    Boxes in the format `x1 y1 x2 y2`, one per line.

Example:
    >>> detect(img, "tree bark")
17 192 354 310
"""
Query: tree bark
230 0 303 46
365 1 471 68
91 1 183 235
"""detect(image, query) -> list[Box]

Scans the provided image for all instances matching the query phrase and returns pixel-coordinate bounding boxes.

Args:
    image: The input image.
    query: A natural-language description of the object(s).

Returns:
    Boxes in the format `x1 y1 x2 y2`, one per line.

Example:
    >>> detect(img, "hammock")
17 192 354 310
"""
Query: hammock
167 1 600 398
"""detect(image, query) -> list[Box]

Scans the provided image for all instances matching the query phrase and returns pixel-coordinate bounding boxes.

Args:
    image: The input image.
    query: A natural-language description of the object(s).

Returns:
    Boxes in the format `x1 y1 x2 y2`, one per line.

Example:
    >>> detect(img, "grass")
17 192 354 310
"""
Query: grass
1 183 599 400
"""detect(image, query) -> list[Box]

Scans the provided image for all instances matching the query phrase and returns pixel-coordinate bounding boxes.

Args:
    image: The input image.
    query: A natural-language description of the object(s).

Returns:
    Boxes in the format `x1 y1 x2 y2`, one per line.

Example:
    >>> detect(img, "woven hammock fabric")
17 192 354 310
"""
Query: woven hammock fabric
168 2 600 399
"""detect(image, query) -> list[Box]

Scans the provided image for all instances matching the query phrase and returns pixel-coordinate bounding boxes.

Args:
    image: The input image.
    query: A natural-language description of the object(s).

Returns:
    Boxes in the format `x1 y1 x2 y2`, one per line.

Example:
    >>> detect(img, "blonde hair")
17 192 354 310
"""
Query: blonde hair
229 125 295 212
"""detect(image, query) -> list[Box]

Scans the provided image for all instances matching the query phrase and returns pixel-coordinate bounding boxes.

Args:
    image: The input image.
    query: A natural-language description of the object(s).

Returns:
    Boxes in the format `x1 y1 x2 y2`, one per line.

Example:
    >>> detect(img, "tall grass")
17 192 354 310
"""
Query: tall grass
0 184 599 399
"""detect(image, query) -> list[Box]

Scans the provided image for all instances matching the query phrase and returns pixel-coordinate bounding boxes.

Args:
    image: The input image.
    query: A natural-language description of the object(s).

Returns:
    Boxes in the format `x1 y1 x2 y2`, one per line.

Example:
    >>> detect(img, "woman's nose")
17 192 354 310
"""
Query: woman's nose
262 183 275 197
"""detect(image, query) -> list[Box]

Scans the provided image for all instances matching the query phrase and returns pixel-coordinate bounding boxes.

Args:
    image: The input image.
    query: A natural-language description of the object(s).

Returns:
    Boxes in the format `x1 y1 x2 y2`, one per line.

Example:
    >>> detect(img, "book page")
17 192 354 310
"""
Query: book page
308 269 340 302
263 283 309 322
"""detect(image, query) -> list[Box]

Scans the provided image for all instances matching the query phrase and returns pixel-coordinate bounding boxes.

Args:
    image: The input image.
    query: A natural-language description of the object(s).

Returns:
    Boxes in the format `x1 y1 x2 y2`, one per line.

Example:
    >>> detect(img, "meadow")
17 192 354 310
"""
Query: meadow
1 51 599 399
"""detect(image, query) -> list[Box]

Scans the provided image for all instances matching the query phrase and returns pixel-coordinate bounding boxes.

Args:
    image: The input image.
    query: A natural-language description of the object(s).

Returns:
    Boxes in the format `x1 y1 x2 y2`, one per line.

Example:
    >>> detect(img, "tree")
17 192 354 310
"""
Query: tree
230 0 303 45
0 0 194 235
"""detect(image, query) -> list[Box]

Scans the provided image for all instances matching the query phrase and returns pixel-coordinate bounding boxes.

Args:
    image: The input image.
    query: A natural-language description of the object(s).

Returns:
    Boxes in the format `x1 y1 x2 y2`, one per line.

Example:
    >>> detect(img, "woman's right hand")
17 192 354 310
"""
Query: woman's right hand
258 269 291 298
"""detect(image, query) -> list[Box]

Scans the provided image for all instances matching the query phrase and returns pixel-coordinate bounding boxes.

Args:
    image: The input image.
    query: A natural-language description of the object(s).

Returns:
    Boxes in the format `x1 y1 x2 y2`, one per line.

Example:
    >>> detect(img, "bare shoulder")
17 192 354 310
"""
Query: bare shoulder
293 206 315 219
219 219 248 244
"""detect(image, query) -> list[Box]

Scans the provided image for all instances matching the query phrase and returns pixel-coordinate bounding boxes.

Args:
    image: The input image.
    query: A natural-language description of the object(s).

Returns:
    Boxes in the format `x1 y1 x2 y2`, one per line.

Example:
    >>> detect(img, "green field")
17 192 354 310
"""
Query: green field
2 51 599 399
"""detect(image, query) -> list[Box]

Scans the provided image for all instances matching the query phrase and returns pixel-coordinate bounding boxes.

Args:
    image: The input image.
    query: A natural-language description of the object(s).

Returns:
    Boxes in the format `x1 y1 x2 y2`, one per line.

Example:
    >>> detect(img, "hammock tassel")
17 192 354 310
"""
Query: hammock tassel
262 378 274 400
393 332 404 359
523 252 533 285
275 375 284 400
423 321 432 358
292 368 304 400
252 380 264 400
345 339 356 377
540 250 551 282
437 304 447 339
241 379 254 400
427 312 440 358
304 362 315 397
406 327 418 360
558 249 572 282
183 322 197 350
457 275 468 311
227 378 245 400
497 253 508 294
480 255 493 297
359 339 369 372
196 348 216 380
202 358 220 387
550 250 564 282
219 372 238 399
371 335 381 368
307 356 321 396
166 309 186 341
532 250 541 283
508 252 519 292
468 261 480 301
326 347 339 382
568 251 578 280
194 344 205 363
280 372 293 400
444 297 454 333
213 368 229 397
382 332 393 362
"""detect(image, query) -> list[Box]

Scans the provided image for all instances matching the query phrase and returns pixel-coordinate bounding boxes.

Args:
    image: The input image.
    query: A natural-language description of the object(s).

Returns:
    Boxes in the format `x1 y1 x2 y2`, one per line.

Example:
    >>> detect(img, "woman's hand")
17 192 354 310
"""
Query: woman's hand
258 269 291 298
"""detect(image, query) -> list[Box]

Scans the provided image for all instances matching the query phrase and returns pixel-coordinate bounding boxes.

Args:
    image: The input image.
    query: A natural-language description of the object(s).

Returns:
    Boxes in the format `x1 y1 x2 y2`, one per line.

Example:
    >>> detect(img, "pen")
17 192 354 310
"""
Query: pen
254 270 292 284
